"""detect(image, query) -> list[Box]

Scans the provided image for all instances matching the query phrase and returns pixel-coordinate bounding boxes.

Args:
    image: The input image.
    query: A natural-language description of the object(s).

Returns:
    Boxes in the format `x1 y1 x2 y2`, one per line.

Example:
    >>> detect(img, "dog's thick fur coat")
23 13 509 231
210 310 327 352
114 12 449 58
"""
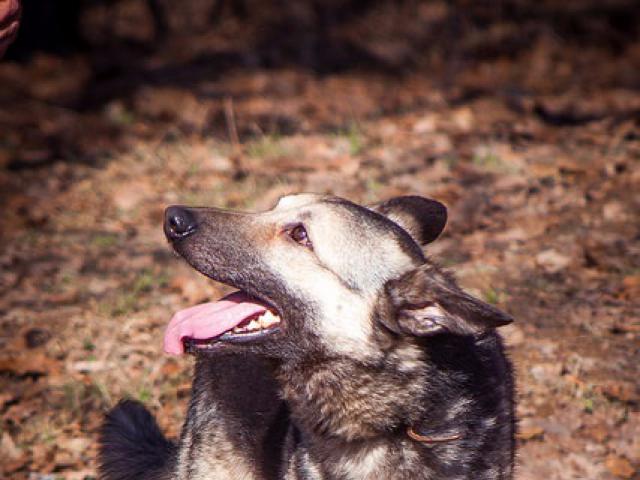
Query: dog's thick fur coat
99 194 515 480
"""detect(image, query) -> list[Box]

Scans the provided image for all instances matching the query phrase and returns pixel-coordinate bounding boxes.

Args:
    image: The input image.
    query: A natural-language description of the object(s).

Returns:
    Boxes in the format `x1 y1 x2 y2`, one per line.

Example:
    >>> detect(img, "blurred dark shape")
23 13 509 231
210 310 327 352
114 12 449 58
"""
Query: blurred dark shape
6 0 392 62
7 1 640 67
24 327 52 348
6 0 168 59
209 0 248 25
533 103 604 127
6 0 83 58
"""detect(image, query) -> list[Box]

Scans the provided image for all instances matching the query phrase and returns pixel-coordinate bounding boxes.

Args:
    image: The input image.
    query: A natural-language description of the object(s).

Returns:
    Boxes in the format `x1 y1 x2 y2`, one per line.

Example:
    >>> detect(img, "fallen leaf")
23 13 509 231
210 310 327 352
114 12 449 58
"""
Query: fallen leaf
598 381 638 403
169 274 212 304
617 275 640 300
603 201 627 221
582 424 609 443
161 360 181 376
517 425 545 441
60 437 91 456
605 455 636 479
1 432 26 472
1 432 23 460
0 352 60 376
536 249 571 273
451 107 474 131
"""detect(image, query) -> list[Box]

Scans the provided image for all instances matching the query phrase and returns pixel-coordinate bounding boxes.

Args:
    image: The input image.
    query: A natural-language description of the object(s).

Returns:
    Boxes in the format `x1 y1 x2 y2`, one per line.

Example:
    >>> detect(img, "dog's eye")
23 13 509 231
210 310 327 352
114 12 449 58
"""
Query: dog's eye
288 225 312 248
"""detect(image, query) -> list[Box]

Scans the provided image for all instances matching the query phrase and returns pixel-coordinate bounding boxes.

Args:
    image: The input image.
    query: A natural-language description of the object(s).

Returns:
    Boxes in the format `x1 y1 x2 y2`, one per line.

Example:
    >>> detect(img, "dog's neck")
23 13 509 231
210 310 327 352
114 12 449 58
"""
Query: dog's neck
274 350 445 479
276 345 429 443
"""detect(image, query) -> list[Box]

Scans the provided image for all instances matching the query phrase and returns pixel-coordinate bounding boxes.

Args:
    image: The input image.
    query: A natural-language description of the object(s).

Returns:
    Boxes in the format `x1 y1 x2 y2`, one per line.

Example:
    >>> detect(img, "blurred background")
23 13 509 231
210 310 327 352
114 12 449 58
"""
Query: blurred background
0 0 639 478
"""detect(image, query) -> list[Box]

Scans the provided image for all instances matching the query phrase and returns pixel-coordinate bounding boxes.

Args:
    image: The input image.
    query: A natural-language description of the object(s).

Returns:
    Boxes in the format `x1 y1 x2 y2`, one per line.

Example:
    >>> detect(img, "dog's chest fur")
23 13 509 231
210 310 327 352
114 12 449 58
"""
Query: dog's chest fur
273 335 513 479
285 439 414 480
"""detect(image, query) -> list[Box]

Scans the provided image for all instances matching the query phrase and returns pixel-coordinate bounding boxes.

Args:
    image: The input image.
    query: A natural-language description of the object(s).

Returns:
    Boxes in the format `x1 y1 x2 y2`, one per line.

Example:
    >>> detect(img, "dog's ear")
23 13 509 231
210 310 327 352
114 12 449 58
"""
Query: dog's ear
370 196 447 246
379 263 513 337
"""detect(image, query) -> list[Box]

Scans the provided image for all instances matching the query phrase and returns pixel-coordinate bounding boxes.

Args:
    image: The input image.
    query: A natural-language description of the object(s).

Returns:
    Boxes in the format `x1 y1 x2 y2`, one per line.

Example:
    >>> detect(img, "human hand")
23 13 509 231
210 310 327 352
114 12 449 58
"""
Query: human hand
0 0 21 58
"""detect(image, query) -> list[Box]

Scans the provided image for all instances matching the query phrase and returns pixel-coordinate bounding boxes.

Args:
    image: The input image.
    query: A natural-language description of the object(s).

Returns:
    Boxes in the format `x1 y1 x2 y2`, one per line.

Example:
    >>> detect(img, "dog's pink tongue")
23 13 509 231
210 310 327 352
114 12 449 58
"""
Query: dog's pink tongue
164 291 267 355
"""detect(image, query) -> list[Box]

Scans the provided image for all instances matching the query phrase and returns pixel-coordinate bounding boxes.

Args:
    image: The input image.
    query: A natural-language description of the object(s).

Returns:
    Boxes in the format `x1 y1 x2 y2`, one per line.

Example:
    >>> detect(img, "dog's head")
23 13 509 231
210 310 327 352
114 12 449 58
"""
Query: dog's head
163 194 511 361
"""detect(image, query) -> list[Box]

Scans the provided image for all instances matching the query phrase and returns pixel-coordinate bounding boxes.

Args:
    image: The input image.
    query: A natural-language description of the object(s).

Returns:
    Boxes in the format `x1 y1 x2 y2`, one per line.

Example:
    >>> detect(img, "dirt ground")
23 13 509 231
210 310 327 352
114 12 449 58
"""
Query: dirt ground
0 1 639 478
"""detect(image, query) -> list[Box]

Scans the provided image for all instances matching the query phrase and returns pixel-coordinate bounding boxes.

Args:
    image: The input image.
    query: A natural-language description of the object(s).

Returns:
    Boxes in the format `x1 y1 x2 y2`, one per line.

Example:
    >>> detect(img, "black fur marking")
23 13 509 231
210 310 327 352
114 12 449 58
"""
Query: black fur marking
370 196 448 246
99 399 176 480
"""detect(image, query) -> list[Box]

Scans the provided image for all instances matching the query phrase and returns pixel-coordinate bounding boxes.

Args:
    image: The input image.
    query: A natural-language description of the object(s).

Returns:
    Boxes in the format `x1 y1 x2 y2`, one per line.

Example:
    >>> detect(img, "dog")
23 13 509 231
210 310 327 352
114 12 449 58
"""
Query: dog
99 193 515 480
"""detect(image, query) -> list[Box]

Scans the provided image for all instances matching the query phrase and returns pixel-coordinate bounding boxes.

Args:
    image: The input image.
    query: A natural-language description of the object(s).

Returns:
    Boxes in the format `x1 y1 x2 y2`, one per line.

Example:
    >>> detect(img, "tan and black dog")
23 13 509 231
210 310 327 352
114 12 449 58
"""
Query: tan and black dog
99 194 515 480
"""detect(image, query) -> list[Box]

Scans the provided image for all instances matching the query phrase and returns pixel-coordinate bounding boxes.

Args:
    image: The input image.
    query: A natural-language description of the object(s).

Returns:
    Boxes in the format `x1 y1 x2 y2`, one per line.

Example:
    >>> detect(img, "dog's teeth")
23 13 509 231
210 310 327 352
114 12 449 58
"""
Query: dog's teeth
259 310 280 327
247 319 260 331
230 311 280 335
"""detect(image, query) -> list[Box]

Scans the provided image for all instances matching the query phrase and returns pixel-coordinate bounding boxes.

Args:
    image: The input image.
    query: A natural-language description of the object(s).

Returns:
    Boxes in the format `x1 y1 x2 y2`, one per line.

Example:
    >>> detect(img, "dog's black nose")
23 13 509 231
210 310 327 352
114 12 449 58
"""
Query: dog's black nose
164 206 197 240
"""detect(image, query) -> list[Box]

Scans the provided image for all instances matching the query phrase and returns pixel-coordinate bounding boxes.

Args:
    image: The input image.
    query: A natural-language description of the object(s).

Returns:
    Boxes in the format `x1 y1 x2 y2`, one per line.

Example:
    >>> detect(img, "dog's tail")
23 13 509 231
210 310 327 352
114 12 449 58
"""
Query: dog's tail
99 399 176 480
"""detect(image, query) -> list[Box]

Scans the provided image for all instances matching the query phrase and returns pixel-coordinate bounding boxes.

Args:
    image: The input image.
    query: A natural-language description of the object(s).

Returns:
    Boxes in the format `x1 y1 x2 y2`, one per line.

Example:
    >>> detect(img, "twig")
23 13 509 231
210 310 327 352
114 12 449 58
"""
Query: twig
224 96 241 153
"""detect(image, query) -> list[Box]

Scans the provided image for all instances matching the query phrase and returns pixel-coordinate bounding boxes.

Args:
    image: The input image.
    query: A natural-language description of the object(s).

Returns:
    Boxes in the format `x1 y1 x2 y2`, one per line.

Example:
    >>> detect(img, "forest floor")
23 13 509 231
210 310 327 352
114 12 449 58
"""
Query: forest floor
1 1 639 478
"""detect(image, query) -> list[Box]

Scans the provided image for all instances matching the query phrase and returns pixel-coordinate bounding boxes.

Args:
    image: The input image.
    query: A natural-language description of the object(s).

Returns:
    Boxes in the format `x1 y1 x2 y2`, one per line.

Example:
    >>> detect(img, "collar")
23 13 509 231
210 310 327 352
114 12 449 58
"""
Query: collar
407 426 461 443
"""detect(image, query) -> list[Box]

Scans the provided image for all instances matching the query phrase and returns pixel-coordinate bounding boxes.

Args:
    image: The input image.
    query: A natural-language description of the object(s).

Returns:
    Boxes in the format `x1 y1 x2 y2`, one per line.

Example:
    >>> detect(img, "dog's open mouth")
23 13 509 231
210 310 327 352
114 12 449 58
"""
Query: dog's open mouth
164 290 281 355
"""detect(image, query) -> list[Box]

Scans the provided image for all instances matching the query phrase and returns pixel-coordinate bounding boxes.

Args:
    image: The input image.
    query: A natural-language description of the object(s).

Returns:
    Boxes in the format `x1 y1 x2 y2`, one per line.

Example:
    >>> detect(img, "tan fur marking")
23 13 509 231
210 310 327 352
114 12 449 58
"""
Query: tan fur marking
330 443 388 480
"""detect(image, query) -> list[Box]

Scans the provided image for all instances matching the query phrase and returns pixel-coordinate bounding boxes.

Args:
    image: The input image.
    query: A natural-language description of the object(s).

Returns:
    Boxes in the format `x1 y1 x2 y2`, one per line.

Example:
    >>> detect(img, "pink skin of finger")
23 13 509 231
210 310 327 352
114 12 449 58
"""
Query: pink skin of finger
0 0 21 58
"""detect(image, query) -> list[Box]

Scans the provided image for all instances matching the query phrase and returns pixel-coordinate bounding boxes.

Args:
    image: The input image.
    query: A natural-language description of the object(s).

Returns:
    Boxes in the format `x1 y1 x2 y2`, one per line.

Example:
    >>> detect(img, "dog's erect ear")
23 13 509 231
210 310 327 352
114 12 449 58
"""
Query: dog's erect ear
380 263 513 337
369 196 447 246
